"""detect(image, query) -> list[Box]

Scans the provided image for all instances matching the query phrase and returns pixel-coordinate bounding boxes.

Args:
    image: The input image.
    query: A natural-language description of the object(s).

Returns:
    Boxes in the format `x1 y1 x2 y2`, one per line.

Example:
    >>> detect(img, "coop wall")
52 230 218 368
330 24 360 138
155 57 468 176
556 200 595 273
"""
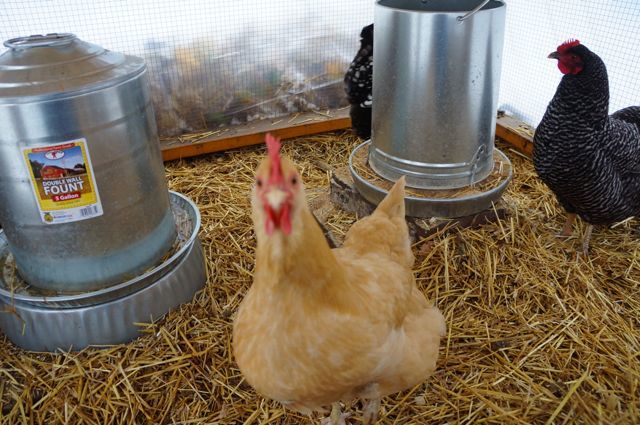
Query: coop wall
2 0 638 136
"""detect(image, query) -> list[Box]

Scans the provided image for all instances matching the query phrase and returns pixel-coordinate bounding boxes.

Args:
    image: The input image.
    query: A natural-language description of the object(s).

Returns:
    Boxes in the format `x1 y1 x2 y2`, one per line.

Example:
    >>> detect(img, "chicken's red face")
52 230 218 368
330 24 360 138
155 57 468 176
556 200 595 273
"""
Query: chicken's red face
255 134 301 236
549 39 584 75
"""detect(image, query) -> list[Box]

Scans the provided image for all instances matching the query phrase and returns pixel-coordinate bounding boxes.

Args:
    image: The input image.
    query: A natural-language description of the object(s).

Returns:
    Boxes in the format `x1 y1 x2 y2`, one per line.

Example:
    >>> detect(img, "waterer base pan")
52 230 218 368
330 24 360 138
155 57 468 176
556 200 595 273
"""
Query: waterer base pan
0 191 206 352
349 141 513 218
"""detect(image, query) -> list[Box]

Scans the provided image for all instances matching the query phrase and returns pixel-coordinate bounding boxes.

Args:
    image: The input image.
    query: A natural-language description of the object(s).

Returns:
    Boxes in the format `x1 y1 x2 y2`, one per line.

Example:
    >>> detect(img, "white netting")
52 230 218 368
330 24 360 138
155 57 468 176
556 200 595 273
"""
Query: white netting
2 0 638 134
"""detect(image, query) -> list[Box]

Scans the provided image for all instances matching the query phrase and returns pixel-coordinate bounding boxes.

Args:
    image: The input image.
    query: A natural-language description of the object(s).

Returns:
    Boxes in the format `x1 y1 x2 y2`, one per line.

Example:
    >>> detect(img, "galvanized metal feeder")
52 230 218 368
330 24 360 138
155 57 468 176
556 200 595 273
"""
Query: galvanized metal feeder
350 0 512 218
0 34 206 351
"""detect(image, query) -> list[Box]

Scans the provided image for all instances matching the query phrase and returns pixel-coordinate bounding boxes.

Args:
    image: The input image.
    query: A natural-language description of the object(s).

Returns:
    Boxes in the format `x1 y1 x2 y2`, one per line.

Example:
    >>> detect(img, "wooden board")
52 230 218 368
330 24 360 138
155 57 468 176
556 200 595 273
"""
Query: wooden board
160 109 535 161
161 109 351 161
495 113 534 157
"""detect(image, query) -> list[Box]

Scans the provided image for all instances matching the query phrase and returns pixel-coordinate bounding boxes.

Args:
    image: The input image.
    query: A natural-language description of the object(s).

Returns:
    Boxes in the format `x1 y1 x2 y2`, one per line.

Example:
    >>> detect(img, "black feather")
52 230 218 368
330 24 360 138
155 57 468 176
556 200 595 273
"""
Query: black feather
344 24 373 139
533 43 640 225
611 106 640 130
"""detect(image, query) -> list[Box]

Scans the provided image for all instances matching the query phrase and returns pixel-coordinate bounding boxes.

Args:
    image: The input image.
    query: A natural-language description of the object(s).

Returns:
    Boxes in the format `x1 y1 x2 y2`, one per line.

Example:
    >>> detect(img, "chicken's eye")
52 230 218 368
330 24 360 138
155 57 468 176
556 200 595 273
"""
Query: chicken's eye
256 178 263 188
291 176 298 185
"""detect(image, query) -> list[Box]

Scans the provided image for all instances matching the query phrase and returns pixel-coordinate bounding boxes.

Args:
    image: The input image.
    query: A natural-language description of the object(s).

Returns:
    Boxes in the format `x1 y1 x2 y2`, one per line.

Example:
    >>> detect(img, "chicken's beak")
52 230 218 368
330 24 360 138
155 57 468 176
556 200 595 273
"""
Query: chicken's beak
263 188 292 235
265 188 288 212
547 51 559 60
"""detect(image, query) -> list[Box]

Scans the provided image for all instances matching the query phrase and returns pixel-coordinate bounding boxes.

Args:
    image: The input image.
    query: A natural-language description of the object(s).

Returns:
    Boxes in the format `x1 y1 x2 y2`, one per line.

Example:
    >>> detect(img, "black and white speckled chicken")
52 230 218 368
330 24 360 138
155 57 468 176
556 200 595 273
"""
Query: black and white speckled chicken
344 24 373 139
533 39 640 253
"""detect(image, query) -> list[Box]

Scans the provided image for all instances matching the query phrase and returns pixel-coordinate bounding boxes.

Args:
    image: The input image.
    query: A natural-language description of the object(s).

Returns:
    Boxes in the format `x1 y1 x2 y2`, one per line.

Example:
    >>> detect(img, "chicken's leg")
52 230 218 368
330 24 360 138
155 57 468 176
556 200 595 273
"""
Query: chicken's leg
362 398 380 425
582 224 593 255
558 213 577 237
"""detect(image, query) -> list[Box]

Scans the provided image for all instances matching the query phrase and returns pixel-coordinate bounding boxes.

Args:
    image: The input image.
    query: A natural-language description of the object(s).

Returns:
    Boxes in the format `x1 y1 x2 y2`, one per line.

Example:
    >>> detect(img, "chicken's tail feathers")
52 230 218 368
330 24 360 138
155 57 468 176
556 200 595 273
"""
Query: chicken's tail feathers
428 305 447 337
611 106 640 130
374 175 406 219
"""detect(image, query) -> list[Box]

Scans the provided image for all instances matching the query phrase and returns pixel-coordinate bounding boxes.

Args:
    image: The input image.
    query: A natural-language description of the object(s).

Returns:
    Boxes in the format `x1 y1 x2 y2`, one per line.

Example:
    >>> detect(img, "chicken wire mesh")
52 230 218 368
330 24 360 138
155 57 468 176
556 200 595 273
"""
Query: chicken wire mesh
499 0 640 125
1 0 639 135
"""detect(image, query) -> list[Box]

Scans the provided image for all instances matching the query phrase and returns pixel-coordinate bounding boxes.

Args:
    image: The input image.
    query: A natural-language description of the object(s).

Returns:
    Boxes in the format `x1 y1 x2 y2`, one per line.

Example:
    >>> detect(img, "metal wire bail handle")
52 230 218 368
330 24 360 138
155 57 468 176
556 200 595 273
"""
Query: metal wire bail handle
4 33 76 49
457 0 491 22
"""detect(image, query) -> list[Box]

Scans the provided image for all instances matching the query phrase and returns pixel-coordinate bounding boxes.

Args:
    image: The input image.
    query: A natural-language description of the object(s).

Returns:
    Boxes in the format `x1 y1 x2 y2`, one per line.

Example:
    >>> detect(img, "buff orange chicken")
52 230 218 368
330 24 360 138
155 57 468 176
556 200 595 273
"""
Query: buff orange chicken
232 134 446 424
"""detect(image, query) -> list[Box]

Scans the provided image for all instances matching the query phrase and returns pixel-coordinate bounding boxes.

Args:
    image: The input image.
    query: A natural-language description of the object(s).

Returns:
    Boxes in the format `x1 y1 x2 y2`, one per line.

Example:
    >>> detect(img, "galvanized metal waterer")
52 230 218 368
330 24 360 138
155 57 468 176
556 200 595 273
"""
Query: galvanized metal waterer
0 34 177 291
0 191 207 352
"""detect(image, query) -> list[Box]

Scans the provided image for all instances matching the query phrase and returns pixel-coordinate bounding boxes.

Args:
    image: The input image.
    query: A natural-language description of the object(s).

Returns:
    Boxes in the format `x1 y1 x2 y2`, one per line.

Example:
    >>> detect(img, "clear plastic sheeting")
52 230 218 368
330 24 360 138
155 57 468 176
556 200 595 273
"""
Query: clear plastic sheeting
2 0 639 134
1 0 373 137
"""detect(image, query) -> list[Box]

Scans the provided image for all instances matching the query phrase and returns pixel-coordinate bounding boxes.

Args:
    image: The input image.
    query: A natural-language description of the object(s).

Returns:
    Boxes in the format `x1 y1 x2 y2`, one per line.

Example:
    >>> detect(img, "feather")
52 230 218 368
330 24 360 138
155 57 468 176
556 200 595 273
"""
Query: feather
344 24 374 138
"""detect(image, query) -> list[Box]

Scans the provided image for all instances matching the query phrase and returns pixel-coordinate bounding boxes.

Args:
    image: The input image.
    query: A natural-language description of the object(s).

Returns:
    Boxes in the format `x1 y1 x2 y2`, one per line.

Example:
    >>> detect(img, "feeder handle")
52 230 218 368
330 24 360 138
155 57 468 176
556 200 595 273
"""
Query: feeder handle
457 0 491 22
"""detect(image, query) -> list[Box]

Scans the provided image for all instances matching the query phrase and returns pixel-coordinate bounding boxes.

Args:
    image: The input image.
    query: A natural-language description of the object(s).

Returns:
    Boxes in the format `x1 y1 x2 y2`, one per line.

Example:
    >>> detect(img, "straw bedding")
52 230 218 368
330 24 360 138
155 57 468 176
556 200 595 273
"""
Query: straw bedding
1 131 639 424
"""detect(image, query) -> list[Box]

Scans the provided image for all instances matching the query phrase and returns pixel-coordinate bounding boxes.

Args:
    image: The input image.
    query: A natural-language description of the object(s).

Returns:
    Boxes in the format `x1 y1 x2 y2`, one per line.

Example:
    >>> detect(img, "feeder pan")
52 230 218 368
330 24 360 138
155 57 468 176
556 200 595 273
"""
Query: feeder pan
0 191 206 352
349 141 512 218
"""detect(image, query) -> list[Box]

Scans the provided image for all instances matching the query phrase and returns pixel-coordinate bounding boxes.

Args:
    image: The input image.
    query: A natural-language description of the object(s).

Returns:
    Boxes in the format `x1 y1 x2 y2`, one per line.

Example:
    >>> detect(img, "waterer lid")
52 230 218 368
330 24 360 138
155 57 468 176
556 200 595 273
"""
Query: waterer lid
0 33 145 101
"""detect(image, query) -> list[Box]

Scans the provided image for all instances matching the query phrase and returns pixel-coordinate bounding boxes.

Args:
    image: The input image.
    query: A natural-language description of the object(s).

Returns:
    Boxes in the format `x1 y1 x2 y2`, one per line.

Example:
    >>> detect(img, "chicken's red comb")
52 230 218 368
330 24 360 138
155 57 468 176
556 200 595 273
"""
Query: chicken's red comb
265 133 283 183
557 39 580 53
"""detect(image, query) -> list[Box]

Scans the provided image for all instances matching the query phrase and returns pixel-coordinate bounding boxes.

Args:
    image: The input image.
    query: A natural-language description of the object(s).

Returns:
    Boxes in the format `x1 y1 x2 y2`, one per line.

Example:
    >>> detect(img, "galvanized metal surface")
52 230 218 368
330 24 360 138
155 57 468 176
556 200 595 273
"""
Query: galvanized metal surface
0 192 200 309
370 0 506 189
0 194 206 352
0 33 145 99
350 141 512 218
0 34 176 291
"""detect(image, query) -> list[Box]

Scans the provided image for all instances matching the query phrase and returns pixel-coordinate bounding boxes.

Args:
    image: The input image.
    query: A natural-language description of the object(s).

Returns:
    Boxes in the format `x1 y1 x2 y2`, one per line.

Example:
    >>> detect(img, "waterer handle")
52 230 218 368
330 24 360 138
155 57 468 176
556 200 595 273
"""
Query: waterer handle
457 0 492 22
4 33 76 49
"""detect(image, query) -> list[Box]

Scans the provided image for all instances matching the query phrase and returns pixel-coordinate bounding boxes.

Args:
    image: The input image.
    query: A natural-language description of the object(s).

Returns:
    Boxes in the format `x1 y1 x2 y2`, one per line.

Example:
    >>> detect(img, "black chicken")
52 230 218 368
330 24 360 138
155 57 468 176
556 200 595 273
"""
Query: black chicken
344 24 373 139
533 39 640 253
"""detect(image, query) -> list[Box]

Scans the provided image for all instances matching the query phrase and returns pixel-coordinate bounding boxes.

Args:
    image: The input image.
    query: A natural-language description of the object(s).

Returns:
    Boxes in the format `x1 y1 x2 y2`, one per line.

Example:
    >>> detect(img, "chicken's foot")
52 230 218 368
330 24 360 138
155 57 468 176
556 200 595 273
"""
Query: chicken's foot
362 398 380 425
582 224 593 256
320 402 349 425
557 213 577 237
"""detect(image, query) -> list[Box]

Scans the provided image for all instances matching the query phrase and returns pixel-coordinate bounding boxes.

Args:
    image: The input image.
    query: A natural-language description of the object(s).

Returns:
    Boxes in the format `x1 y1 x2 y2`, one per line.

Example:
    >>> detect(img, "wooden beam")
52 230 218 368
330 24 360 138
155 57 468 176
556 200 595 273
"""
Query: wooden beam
495 114 534 157
161 109 351 161
160 109 535 162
